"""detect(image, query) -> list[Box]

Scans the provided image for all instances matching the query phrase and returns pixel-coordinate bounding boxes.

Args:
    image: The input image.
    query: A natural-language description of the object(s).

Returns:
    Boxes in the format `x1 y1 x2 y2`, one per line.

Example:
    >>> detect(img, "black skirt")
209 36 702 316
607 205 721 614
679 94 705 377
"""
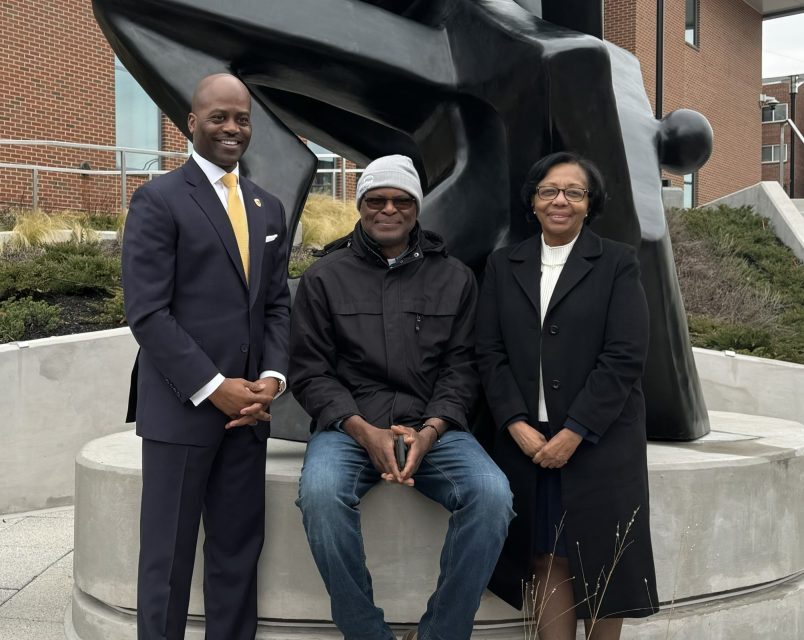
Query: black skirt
534 422 568 557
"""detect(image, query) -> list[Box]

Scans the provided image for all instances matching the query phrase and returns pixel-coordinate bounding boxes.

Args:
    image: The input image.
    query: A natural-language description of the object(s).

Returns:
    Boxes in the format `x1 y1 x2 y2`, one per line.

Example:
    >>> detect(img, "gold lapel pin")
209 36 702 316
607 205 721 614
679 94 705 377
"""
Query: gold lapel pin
253 198 262 207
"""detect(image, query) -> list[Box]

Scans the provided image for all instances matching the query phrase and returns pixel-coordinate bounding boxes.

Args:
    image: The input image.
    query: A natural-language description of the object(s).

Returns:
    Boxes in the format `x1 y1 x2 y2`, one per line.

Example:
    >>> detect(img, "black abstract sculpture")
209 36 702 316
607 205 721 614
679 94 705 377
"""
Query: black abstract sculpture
94 0 712 440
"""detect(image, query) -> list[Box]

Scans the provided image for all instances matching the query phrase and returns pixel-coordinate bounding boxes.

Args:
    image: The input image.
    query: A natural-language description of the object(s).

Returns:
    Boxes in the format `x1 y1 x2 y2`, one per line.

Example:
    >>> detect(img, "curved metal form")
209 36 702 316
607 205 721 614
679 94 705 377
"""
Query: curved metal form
93 0 713 439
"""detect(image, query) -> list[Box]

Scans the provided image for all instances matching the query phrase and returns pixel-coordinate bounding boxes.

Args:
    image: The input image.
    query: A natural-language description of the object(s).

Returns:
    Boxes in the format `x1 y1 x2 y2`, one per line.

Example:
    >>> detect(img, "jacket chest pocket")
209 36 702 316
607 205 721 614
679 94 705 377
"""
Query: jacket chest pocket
400 298 456 354
330 300 384 353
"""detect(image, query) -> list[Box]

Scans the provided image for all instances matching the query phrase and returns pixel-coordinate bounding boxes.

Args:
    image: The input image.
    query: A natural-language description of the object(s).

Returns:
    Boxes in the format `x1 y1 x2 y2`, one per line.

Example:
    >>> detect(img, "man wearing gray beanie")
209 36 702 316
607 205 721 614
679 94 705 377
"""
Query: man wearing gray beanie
291 154 513 640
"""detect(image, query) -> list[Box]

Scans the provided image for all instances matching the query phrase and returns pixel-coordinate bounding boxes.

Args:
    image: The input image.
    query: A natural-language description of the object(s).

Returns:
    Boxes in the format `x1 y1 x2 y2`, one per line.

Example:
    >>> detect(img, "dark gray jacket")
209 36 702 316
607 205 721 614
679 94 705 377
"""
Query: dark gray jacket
289 223 479 432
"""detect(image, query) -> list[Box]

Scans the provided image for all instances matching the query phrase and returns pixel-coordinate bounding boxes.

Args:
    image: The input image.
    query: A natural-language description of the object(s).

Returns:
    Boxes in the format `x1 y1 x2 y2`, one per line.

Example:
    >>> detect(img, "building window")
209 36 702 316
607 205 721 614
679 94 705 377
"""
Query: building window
683 173 696 208
115 57 161 170
761 103 788 123
307 141 336 197
685 0 698 46
761 144 788 164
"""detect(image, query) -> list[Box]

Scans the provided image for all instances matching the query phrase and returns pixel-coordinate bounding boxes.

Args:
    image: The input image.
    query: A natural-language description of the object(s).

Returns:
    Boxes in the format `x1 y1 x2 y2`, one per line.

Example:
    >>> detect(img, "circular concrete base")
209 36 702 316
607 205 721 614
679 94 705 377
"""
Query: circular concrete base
67 572 804 639
68 411 804 639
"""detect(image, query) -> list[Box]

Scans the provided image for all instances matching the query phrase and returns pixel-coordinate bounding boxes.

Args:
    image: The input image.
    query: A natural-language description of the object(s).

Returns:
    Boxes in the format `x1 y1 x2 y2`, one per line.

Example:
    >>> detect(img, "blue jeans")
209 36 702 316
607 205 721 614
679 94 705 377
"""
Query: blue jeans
296 429 514 640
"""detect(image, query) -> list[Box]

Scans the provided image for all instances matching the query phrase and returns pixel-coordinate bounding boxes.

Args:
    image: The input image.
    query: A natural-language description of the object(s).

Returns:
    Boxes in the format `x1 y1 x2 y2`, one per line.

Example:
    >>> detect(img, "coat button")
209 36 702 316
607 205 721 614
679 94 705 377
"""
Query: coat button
240 343 249 353
551 379 561 389
549 324 559 335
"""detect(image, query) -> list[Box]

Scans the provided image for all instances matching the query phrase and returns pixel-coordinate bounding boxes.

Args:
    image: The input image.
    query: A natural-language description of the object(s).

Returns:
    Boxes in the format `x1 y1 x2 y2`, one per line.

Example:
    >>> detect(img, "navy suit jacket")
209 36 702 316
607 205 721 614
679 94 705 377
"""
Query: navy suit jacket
122 157 291 446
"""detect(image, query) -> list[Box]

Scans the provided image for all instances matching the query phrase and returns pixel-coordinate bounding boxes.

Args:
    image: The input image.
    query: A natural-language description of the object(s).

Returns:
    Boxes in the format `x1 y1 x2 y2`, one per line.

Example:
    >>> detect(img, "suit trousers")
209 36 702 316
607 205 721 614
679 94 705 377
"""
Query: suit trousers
137 427 267 640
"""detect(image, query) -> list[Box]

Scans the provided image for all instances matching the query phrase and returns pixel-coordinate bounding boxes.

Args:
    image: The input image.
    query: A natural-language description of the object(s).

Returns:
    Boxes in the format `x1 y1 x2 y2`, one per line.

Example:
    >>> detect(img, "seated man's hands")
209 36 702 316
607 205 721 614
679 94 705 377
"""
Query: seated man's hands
343 416 407 485
390 417 445 485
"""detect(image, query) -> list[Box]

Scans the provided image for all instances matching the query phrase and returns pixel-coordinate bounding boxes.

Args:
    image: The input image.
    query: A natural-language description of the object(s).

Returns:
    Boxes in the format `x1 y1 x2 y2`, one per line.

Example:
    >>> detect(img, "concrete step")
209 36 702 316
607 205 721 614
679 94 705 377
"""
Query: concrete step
793 198 804 214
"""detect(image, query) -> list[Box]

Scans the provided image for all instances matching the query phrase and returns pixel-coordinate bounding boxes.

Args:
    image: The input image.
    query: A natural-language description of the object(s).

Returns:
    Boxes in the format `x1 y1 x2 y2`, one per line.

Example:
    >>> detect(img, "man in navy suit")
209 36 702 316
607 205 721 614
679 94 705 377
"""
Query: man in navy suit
122 73 290 640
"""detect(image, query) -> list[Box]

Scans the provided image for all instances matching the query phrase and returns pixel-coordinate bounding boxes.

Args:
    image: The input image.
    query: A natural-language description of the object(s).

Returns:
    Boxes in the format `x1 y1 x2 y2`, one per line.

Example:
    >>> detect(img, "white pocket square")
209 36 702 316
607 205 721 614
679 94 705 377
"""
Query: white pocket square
265 234 278 243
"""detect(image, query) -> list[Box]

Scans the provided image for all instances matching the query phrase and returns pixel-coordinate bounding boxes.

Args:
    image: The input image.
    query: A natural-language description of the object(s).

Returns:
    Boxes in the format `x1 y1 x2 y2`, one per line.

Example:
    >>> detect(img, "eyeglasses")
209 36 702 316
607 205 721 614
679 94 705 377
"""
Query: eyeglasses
363 196 417 211
535 186 589 202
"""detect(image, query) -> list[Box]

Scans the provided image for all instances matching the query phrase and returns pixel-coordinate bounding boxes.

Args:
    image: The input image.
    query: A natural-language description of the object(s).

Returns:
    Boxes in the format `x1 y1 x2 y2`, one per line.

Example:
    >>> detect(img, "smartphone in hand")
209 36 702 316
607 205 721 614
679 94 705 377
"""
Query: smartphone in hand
394 434 408 470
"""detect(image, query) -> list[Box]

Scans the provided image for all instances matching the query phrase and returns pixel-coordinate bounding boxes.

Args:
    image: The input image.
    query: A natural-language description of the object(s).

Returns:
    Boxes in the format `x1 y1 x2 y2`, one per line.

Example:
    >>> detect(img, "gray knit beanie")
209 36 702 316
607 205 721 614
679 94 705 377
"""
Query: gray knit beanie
355 155 423 213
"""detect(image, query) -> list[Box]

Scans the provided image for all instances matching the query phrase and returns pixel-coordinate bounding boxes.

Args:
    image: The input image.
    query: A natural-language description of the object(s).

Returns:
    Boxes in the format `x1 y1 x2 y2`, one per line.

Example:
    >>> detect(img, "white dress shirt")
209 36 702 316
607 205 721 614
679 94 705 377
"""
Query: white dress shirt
189 151 286 406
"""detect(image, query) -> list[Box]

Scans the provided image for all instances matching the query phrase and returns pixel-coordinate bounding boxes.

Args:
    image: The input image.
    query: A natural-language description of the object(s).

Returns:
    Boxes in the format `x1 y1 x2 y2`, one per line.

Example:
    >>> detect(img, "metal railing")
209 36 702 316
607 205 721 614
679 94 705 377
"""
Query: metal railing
0 140 360 211
0 139 189 211
777 120 804 189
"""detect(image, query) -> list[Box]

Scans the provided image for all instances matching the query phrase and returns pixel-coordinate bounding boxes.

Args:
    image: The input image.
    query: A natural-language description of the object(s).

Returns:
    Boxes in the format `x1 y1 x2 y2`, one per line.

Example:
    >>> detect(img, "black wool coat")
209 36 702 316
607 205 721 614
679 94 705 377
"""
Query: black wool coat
476 227 659 620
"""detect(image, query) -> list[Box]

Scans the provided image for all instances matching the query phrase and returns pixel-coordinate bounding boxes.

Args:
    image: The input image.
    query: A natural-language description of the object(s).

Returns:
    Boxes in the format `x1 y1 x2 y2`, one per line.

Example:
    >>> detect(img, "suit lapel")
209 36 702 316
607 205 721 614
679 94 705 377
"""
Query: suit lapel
184 159 249 289
544 227 602 317
510 236 542 315
241 178 266 307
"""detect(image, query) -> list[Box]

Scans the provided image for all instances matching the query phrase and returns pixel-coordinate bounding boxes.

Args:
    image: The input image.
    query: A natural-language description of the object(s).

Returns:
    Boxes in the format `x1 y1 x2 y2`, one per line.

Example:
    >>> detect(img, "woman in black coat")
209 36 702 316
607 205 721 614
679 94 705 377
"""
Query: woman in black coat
476 152 658 639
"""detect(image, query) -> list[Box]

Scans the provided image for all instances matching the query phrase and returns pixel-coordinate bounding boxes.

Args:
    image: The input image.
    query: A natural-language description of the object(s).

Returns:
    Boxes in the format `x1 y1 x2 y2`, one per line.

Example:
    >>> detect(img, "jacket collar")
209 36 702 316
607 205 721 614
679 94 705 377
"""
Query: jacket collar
509 226 603 316
322 222 448 267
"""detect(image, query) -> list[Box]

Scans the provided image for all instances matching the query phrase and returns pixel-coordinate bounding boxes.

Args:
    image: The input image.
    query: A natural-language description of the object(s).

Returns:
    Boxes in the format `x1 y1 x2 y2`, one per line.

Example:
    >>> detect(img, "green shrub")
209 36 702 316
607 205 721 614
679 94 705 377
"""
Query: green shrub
99 287 127 326
80 211 126 231
0 297 61 343
0 209 15 231
687 315 774 355
0 242 120 299
670 205 804 364
289 253 317 278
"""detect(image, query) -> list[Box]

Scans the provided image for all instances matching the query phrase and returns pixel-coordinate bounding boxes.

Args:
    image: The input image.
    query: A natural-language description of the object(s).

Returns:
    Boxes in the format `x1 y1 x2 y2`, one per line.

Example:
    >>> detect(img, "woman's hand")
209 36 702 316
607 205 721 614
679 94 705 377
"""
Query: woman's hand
507 420 547 458
533 428 583 469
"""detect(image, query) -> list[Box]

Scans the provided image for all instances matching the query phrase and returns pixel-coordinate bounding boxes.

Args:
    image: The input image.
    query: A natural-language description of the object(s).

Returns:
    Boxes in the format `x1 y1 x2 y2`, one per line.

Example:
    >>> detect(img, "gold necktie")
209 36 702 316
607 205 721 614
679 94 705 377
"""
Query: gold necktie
221 172 249 282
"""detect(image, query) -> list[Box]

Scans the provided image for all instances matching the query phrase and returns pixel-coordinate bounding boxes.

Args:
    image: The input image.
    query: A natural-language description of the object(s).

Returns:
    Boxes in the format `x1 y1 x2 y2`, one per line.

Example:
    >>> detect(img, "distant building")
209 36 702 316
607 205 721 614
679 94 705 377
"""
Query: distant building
760 75 804 198
1 0 799 211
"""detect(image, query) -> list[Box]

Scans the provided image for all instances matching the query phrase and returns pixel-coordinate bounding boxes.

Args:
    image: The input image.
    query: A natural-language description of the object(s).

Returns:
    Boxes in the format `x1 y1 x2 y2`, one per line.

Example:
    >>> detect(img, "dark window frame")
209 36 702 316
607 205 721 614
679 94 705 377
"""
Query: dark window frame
761 103 788 123
683 173 696 208
685 0 699 48
761 144 788 164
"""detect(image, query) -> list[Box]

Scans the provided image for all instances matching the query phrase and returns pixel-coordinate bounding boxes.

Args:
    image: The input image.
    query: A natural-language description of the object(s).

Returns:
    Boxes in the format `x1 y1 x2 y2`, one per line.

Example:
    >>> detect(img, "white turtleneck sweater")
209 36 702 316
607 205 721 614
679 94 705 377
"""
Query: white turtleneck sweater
538 233 579 422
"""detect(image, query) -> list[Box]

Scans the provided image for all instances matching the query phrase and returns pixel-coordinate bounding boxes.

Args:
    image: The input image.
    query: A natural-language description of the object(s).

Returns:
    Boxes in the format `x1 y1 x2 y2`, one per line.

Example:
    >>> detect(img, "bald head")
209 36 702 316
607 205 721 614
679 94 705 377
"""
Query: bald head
188 74 252 171
191 73 250 112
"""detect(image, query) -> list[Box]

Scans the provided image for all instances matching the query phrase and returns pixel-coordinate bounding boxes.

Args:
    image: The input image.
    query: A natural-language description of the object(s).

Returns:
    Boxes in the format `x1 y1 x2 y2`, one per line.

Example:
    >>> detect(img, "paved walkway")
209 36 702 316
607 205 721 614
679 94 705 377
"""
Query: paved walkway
0 506 74 640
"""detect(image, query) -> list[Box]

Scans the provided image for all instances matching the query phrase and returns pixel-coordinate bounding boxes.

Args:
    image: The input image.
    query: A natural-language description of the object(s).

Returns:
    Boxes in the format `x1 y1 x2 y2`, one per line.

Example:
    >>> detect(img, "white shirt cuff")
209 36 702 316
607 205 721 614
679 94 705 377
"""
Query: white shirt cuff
190 373 225 406
260 371 287 398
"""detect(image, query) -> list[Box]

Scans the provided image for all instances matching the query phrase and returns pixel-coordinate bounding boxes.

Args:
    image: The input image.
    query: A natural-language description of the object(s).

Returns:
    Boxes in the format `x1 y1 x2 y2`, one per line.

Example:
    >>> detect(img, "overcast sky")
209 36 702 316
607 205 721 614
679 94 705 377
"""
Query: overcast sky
763 14 804 78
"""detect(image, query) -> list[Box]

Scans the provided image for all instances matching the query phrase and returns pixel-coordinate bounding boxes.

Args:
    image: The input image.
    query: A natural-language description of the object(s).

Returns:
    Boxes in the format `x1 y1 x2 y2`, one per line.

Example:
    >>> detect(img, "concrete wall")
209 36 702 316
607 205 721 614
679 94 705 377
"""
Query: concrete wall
0 328 137 514
694 347 804 422
704 181 804 262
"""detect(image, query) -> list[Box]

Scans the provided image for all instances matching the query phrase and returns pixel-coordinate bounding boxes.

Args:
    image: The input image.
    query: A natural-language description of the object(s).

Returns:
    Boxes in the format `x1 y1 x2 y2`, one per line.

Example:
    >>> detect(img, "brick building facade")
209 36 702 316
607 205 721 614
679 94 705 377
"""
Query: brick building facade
604 0 763 206
760 75 804 198
0 0 188 211
0 1 777 212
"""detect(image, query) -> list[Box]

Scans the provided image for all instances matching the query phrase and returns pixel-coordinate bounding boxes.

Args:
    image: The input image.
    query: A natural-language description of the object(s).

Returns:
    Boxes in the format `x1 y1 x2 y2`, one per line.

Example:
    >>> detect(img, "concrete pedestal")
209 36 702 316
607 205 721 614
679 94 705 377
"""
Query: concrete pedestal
67 411 804 639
